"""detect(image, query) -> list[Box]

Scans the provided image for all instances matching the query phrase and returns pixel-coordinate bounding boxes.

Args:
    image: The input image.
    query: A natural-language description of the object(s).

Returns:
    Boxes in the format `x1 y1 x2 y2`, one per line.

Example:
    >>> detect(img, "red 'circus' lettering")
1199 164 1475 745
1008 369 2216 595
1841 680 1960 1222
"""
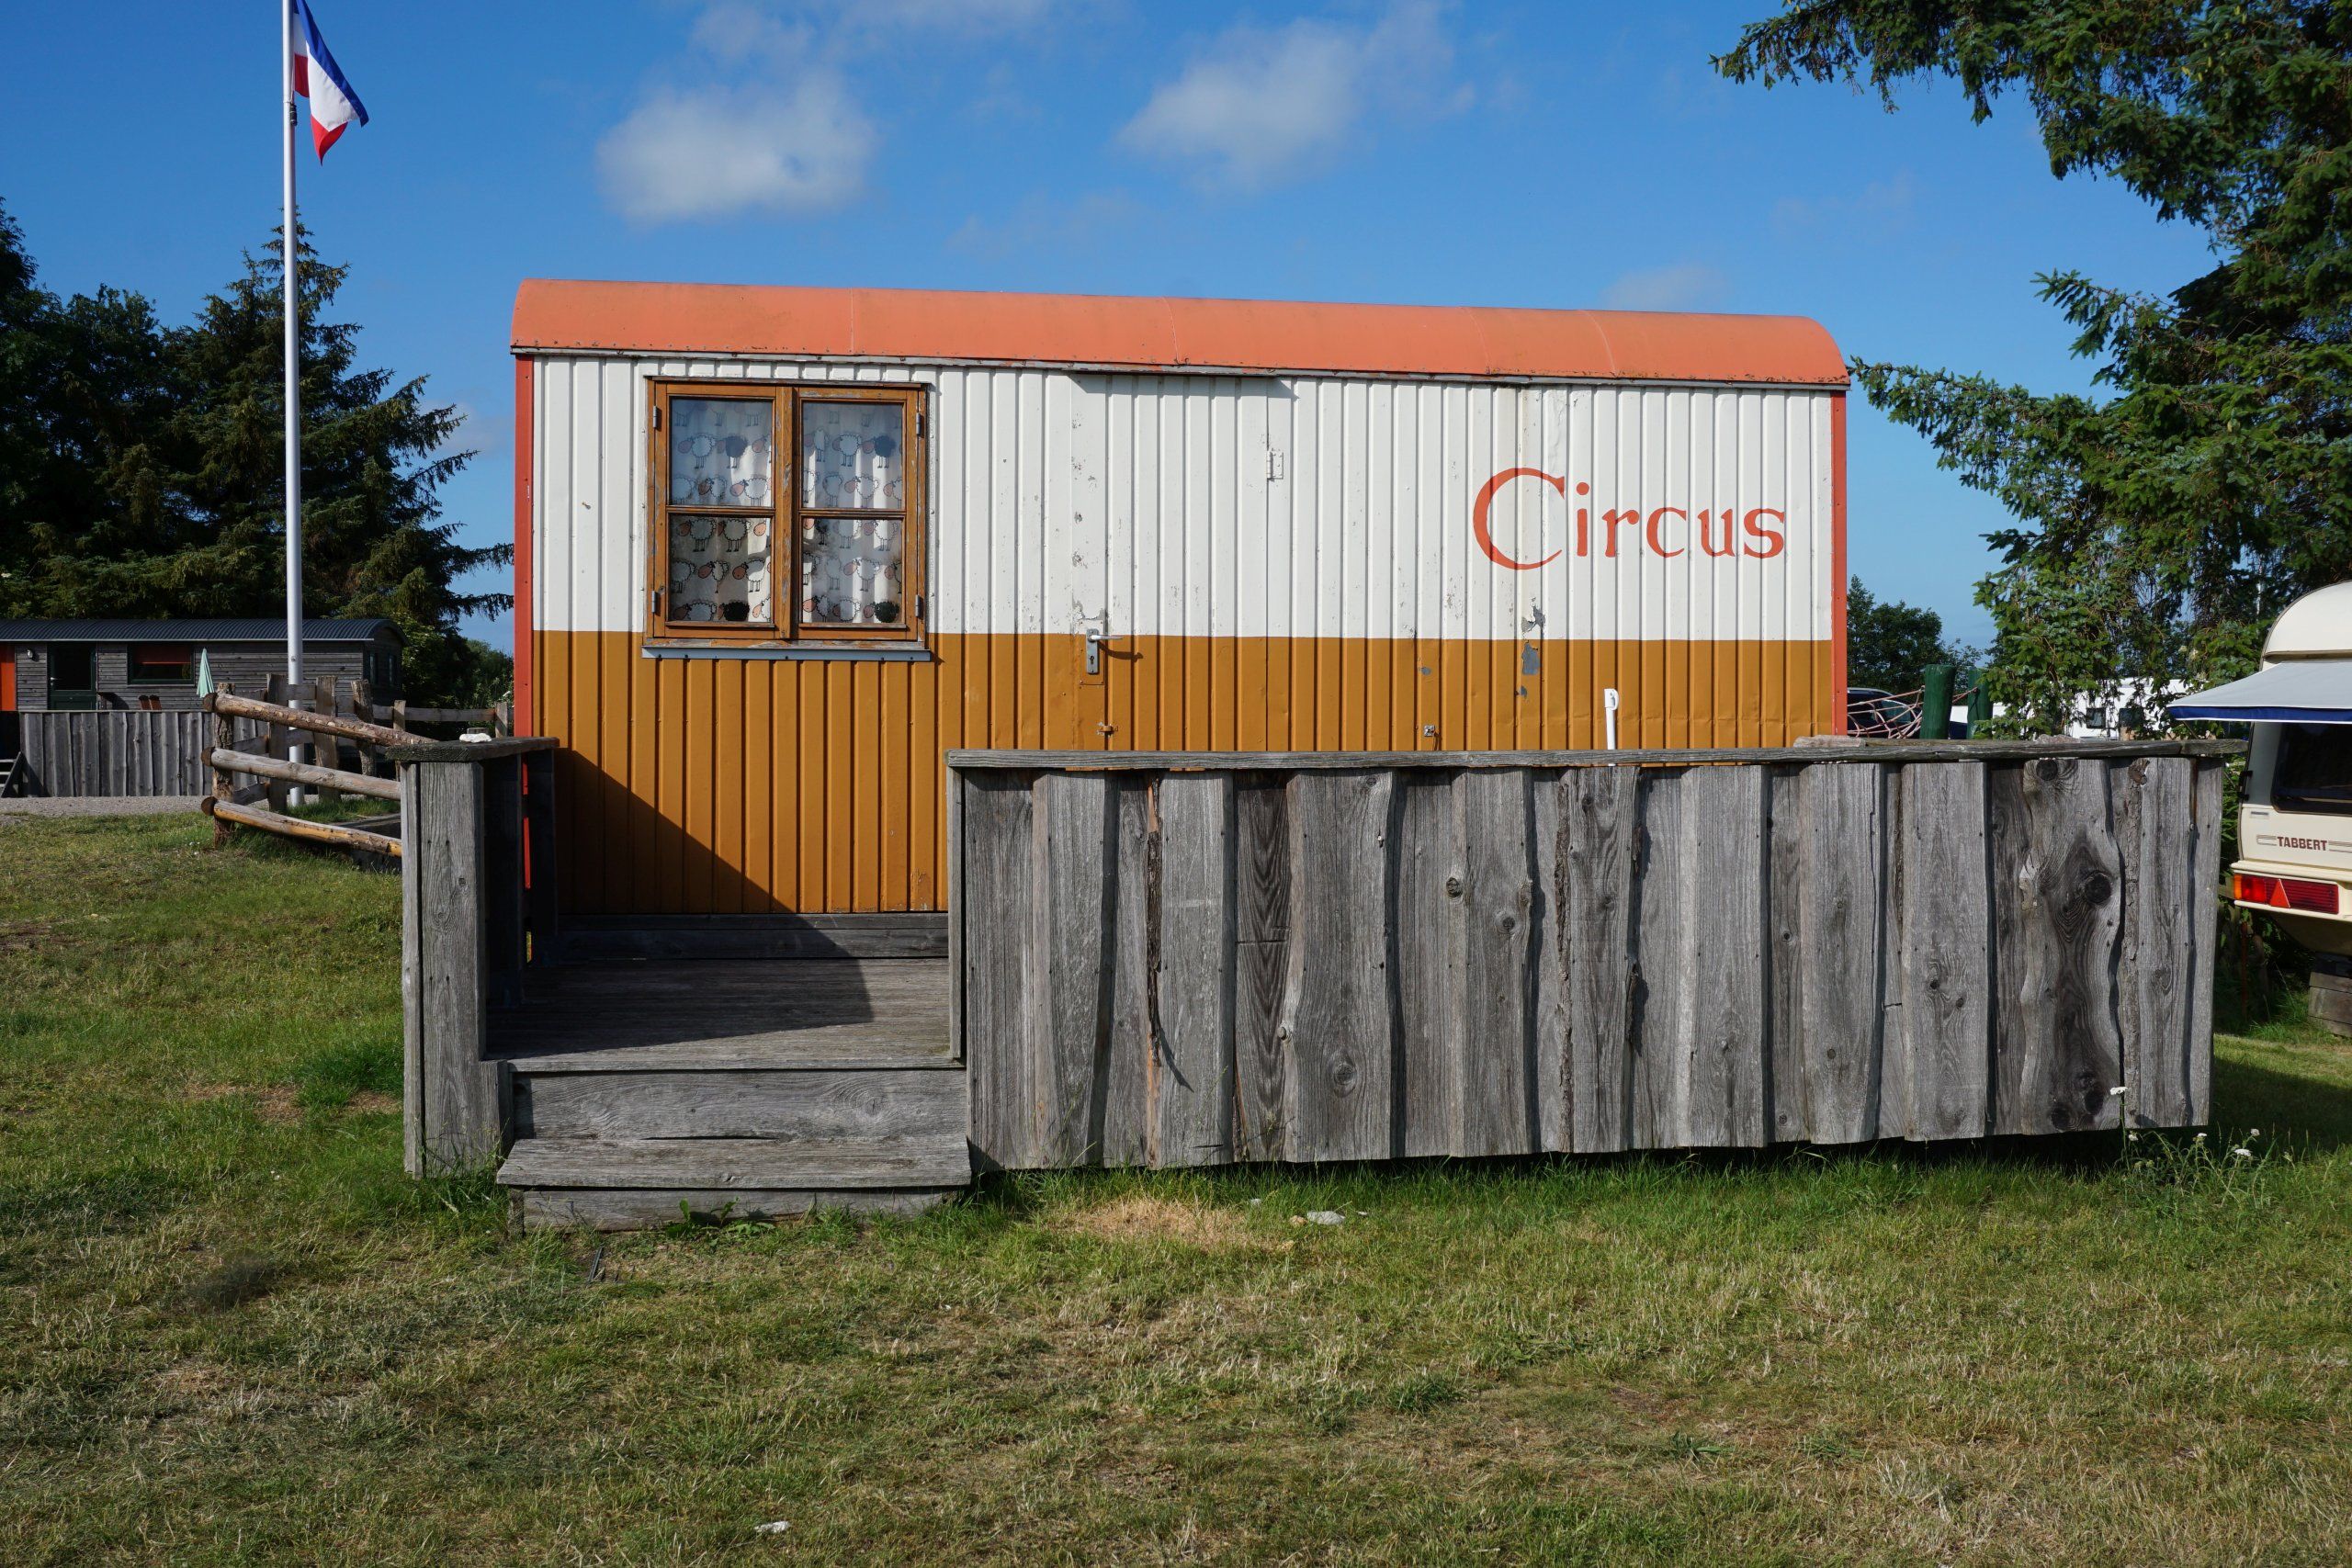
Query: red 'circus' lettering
1472 468 1786 568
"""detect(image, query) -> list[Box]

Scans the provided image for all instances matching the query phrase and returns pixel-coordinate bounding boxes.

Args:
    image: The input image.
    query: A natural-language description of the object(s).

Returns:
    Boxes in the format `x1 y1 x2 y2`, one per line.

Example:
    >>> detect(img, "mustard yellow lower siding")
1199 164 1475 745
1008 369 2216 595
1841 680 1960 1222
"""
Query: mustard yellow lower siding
534 631 1836 915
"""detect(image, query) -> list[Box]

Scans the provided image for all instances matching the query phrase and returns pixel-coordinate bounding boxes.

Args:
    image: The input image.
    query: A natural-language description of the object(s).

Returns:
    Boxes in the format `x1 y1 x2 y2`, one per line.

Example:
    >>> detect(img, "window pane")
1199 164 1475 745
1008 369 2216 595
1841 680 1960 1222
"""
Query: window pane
799 515 906 627
669 398 775 506
130 644 194 682
800 400 905 511
669 514 775 626
2277 723 2352 815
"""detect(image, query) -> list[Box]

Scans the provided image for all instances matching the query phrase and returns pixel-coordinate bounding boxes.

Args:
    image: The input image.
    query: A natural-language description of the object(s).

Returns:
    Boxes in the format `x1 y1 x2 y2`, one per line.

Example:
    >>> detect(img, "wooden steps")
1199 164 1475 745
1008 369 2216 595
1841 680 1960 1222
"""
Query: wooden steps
490 956 968 1230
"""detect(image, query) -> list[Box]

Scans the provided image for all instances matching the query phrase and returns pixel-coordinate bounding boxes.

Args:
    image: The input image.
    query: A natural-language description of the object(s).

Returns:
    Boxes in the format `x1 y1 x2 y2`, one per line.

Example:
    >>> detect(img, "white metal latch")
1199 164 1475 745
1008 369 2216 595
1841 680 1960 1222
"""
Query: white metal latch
1080 615 1116 676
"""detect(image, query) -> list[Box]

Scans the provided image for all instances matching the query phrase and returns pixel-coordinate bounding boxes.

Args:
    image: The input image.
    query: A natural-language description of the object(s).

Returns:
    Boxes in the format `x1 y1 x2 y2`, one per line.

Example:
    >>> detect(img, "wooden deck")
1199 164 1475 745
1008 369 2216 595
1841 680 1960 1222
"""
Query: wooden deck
489 957 967 1230
491 957 953 1069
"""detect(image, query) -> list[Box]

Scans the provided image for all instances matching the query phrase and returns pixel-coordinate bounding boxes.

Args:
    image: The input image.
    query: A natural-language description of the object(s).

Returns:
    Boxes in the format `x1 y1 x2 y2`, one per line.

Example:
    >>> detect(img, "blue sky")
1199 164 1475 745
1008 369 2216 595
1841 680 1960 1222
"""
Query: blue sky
0 0 2215 654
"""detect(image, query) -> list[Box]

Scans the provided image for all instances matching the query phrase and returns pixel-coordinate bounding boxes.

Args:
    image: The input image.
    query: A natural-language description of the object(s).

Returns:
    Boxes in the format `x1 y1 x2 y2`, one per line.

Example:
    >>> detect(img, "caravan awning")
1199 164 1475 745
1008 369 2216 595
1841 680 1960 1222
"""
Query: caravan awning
2170 660 2352 724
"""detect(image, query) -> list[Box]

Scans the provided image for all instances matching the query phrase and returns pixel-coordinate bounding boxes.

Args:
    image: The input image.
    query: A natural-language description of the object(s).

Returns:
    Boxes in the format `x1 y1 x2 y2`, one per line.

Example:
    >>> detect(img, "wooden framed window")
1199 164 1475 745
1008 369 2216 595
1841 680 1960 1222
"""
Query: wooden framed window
129 643 195 683
647 380 926 649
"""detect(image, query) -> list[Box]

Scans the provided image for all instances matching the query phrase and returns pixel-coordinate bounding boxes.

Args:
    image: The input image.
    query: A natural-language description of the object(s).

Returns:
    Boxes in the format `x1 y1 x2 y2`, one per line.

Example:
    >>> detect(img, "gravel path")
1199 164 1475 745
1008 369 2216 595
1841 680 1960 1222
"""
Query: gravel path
0 795 207 820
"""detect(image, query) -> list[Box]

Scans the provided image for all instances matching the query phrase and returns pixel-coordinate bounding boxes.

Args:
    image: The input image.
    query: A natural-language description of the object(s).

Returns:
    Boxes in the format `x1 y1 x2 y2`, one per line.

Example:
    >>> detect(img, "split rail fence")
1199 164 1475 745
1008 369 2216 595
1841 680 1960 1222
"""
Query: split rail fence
950 739 2236 1170
7 677 506 801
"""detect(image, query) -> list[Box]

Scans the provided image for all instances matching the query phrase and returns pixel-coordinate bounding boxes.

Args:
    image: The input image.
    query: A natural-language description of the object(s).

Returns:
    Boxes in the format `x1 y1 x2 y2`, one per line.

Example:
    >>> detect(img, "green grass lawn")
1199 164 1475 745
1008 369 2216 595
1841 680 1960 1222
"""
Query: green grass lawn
4 813 2350 1565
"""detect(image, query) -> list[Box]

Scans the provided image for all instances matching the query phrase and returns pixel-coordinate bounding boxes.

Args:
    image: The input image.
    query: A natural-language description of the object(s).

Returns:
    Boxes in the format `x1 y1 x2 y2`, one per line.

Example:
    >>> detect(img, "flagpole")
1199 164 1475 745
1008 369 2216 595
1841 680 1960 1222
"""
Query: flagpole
280 0 307 780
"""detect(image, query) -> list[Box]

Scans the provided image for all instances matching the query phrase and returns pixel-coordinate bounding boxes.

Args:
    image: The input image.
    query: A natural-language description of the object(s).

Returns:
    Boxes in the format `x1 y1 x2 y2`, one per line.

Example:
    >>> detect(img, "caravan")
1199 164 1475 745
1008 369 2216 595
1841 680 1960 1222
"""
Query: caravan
2175 583 2352 953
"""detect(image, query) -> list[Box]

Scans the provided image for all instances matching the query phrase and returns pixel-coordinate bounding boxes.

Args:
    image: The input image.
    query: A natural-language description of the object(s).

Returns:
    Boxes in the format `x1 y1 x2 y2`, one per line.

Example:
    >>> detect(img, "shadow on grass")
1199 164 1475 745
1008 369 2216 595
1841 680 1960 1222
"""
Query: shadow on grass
2214 1052 2352 1150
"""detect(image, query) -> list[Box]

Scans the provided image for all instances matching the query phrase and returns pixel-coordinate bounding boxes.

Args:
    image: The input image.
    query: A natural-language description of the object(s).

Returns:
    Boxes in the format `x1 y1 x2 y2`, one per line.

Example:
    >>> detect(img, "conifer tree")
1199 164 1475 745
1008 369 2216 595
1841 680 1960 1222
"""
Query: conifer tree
1718 2 2352 731
0 201 509 705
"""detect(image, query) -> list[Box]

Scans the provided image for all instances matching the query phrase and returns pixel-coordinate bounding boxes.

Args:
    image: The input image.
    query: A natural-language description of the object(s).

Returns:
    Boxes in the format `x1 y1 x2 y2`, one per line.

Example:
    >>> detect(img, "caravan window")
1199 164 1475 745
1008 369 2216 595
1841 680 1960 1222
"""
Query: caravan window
2274 724 2352 816
648 381 925 649
130 644 195 683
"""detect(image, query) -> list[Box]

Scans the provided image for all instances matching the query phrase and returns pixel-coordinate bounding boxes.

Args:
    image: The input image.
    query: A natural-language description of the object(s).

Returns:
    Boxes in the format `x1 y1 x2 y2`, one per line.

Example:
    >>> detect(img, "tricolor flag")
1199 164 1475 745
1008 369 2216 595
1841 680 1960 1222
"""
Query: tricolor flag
290 0 368 159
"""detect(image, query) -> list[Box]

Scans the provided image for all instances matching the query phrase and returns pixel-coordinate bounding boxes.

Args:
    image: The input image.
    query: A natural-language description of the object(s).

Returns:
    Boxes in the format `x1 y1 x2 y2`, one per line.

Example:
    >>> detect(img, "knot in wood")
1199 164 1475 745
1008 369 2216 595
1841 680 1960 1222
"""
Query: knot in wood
1445 875 1464 897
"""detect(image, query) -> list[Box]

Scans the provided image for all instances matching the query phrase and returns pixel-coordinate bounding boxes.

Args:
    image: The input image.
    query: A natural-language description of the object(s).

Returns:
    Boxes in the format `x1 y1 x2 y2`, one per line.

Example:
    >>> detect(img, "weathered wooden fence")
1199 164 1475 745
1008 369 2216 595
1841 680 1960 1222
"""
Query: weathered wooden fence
15 710 210 796
949 740 2235 1170
393 737 560 1173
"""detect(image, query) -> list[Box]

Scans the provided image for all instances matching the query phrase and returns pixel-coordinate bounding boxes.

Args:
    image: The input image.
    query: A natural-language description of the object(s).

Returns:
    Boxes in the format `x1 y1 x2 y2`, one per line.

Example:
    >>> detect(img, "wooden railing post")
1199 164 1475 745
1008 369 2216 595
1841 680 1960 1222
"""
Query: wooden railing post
390 737 559 1175
209 682 238 846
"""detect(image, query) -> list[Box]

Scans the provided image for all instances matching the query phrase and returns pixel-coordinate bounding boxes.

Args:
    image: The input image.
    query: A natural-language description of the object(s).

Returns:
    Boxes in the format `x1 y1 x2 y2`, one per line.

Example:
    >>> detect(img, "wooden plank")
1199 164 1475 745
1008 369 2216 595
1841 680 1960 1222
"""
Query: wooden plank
206 689 412 748
1765 766 1806 1142
1028 771 1114 1167
1627 769 1686 1146
945 762 966 1057
2188 759 2224 1124
1896 762 1993 1140
1679 766 1769 1147
1794 763 1887 1145
521 750 559 970
2310 976 2352 1031
514 1187 957 1231
495 1134 971 1190
411 761 504 1169
481 759 527 1009
1101 780 1154 1167
1231 773 1290 1161
478 957 952 1064
1151 773 1235 1167
209 693 238 846
2114 756 2196 1128
204 797 402 857
1279 770 1396 1162
400 755 424 1174
1876 767 1912 1140
1531 772 1571 1150
209 746 402 801
1459 768 1538 1155
1560 766 1637 1154
1394 771 1465 1157
1990 757 2125 1134
962 773 1035 1169
514 1067 965 1142
943 738 2243 773
560 914 947 962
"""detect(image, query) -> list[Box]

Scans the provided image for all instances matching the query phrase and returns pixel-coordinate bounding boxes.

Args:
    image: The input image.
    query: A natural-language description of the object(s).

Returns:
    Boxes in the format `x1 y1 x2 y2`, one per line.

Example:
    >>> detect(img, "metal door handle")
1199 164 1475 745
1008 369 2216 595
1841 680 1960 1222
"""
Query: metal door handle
1084 624 1117 676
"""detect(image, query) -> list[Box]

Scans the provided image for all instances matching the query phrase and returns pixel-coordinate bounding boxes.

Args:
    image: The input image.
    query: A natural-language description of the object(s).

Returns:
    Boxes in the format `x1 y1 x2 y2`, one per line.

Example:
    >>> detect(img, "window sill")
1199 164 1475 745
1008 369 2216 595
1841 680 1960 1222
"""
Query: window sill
641 639 933 664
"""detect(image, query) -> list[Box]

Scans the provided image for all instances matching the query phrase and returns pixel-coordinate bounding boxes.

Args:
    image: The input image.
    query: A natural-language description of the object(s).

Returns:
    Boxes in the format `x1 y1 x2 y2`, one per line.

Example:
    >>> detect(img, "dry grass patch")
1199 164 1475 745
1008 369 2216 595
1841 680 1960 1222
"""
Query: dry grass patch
1056 1193 1278 1252
181 1082 303 1123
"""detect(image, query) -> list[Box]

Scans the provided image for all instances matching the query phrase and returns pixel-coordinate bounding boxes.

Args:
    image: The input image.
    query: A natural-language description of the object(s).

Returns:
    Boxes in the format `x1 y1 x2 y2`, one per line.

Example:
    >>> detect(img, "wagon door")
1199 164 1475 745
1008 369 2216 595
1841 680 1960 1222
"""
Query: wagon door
1043 373 1114 751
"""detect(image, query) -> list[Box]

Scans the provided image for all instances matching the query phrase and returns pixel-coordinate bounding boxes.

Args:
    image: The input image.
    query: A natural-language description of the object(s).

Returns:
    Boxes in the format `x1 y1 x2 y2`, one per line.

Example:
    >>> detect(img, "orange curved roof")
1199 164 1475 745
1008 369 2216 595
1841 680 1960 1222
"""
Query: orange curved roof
512 280 1846 388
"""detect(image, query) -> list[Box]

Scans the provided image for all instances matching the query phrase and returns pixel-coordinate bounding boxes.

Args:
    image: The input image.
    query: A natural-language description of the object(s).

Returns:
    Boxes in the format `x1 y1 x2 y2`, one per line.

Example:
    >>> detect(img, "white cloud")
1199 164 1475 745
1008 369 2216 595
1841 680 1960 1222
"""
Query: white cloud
1773 171 1918 240
1120 1 1467 190
1600 264 1730 311
599 0 1098 225
599 78 876 224
947 190 1148 260
441 400 510 460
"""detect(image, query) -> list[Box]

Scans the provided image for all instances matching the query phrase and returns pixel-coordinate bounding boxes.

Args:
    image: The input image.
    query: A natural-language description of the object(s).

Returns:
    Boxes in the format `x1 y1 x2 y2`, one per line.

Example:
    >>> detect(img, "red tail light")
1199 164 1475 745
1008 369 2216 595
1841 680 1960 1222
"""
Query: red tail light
2235 873 2341 914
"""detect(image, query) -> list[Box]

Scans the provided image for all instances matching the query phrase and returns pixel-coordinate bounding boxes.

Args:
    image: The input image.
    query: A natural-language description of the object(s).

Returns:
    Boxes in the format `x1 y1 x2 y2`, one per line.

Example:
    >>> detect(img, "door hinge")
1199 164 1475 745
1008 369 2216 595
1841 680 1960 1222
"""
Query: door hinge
914 593 926 622
917 411 928 438
651 406 662 431
1266 449 1284 480
650 586 664 620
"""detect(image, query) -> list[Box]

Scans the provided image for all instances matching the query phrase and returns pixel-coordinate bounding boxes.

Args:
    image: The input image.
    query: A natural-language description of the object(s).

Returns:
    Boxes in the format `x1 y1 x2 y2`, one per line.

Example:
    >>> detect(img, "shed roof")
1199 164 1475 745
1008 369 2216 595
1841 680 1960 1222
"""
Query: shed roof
512 281 1848 388
0 617 397 644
